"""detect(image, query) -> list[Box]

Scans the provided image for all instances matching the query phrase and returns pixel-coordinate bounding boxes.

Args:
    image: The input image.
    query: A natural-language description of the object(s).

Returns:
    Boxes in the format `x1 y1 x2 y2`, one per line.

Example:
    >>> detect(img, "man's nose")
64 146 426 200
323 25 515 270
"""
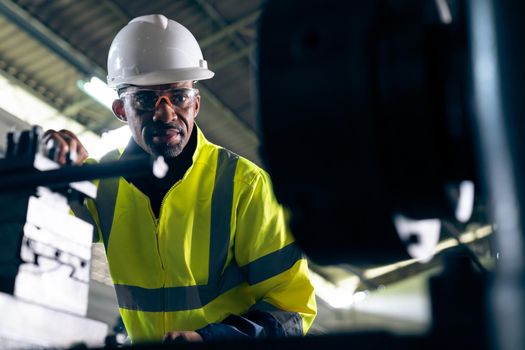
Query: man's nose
153 96 177 123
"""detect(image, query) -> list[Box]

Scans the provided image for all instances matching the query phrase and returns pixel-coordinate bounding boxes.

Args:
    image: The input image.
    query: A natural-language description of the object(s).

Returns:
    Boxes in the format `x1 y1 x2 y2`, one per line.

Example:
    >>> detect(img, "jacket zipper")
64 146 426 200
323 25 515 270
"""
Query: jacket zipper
155 182 179 270
155 182 180 336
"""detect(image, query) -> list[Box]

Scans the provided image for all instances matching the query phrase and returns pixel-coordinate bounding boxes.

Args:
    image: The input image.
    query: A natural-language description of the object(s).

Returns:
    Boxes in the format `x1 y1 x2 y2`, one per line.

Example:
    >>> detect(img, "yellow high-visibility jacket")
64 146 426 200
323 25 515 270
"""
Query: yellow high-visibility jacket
86 128 316 342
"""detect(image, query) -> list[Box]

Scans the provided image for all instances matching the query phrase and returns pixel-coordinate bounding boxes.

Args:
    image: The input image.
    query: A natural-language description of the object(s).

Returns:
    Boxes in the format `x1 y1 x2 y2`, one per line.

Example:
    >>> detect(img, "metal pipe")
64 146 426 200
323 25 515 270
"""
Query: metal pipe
468 1 525 349
0 155 158 192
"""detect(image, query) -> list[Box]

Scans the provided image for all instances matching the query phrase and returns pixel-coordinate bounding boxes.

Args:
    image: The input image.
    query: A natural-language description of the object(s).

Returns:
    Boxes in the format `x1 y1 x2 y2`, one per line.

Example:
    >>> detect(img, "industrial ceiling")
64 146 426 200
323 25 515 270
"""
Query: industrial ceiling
0 0 262 163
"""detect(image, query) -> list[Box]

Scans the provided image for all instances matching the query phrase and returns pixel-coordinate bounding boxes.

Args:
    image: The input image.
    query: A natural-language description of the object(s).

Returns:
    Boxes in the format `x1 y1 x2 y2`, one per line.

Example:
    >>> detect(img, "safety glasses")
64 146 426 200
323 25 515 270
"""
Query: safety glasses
120 87 199 112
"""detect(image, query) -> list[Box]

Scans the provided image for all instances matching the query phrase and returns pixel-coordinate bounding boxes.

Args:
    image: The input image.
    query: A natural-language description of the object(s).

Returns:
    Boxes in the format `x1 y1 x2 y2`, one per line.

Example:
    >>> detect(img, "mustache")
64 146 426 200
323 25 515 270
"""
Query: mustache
145 122 185 136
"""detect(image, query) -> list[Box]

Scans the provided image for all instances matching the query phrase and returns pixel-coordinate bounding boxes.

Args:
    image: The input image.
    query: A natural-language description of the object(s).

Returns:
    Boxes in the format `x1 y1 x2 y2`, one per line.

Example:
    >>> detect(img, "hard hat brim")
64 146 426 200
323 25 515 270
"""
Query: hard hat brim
108 68 215 89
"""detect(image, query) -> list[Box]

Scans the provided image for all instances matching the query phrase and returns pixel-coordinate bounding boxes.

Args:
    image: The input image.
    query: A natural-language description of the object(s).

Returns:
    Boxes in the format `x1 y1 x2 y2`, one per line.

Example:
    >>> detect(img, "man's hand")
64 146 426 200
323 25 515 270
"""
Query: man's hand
42 129 88 165
163 331 203 343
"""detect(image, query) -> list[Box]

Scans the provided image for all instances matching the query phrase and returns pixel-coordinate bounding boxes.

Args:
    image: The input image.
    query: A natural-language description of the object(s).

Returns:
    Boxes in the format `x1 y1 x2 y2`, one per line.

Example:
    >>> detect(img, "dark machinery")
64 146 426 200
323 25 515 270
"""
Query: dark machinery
258 0 478 266
257 0 524 349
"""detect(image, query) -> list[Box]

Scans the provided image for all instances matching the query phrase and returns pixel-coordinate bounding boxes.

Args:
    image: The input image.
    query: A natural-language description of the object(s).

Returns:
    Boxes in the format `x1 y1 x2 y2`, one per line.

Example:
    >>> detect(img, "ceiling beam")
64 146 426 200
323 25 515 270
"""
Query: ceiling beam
193 0 257 67
213 45 255 72
101 0 131 24
0 0 106 80
200 10 261 49
0 1 115 134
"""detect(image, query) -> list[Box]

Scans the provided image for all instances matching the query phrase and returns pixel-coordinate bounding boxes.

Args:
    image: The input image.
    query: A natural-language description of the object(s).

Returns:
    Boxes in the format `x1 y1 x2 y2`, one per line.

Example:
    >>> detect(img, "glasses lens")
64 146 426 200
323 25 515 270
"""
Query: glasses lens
132 91 158 111
168 89 194 109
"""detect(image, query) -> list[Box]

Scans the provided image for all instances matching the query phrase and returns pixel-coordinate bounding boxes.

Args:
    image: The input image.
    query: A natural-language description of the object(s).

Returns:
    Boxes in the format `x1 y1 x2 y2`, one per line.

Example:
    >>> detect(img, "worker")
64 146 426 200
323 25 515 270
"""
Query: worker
43 14 316 343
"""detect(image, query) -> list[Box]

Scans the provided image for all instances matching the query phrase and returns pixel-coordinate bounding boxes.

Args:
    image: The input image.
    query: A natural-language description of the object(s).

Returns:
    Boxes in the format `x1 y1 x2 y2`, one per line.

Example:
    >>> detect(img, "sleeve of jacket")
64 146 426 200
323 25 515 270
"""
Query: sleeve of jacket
231 168 317 336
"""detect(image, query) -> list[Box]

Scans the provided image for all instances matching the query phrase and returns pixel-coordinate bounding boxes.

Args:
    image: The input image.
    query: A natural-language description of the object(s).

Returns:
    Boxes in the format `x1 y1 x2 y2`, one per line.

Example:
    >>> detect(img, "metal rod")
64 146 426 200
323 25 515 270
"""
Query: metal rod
0 155 154 192
468 1 525 349
213 45 255 72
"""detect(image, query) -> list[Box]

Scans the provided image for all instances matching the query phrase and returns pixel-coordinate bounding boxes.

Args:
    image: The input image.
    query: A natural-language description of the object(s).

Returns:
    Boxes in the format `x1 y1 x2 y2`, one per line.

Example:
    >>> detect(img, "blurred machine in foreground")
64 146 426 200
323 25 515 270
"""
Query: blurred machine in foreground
259 0 478 266
258 0 524 349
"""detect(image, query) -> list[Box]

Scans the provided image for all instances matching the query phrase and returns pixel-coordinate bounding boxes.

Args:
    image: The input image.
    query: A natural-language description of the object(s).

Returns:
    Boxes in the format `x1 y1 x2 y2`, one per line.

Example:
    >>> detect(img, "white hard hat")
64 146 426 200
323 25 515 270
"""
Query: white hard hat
107 14 214 88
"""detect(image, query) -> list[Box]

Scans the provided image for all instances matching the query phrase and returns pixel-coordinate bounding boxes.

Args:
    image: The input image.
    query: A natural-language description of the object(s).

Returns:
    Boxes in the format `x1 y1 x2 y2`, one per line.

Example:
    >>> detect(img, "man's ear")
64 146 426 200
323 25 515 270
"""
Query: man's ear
112 99 127 123
193 94 201 118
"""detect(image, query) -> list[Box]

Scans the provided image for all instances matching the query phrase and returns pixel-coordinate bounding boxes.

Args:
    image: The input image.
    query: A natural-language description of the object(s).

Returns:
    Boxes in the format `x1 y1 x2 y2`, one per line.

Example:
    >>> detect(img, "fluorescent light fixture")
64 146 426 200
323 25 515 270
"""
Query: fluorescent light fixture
77 76 118 110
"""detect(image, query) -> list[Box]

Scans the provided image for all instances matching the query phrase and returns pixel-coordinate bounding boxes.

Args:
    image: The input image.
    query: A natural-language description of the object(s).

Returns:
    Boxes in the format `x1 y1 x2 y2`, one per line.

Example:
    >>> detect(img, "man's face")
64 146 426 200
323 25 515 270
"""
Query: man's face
113 81 200 158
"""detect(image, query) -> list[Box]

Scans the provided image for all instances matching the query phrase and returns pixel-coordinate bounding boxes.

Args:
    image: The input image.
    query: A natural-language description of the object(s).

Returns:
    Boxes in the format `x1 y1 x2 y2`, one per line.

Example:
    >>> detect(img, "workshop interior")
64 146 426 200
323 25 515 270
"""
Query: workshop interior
0 0 523 349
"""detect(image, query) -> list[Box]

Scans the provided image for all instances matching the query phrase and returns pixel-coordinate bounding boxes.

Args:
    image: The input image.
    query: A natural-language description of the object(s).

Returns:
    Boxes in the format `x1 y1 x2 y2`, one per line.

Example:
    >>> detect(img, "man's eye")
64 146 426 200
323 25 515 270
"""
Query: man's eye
135 93 156 107
172 93 188 104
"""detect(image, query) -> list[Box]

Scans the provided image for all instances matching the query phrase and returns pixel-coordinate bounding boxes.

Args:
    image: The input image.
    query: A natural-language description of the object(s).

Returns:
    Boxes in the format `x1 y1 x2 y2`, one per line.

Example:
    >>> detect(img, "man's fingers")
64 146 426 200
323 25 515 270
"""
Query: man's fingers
43 129 69 165
163 331 203 343
59 129 89 164
42 129 88 165
162 332 184 344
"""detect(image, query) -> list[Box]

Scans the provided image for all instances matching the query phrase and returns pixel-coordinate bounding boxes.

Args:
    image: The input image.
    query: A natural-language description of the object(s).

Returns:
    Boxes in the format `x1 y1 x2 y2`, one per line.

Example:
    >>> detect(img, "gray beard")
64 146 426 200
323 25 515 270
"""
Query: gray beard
145 138 184 158
162 144 183 158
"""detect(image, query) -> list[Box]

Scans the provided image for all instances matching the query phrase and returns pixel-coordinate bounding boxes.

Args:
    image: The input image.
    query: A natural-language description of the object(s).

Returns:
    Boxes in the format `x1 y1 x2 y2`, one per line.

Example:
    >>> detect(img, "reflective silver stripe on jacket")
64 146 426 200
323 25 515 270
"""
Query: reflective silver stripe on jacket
239 242 304 285
114 242 304 312
208 148 238 286
114 261 245 312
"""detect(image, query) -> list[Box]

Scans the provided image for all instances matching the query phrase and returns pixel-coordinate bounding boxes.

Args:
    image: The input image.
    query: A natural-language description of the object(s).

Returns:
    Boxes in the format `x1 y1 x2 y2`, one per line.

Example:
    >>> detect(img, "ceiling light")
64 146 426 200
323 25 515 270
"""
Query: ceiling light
77 76 117 110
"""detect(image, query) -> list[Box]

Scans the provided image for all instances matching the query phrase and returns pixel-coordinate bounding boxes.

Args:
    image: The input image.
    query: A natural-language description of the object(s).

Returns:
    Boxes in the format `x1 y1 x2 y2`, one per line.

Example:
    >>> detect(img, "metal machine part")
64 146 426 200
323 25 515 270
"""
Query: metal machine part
0 125 169 348
0 292 107 349
15 189 93 316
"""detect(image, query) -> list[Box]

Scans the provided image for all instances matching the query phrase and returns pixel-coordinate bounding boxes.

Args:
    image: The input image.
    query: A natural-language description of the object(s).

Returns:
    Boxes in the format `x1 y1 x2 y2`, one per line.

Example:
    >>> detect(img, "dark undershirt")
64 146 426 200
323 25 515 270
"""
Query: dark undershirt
119 128 197 217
